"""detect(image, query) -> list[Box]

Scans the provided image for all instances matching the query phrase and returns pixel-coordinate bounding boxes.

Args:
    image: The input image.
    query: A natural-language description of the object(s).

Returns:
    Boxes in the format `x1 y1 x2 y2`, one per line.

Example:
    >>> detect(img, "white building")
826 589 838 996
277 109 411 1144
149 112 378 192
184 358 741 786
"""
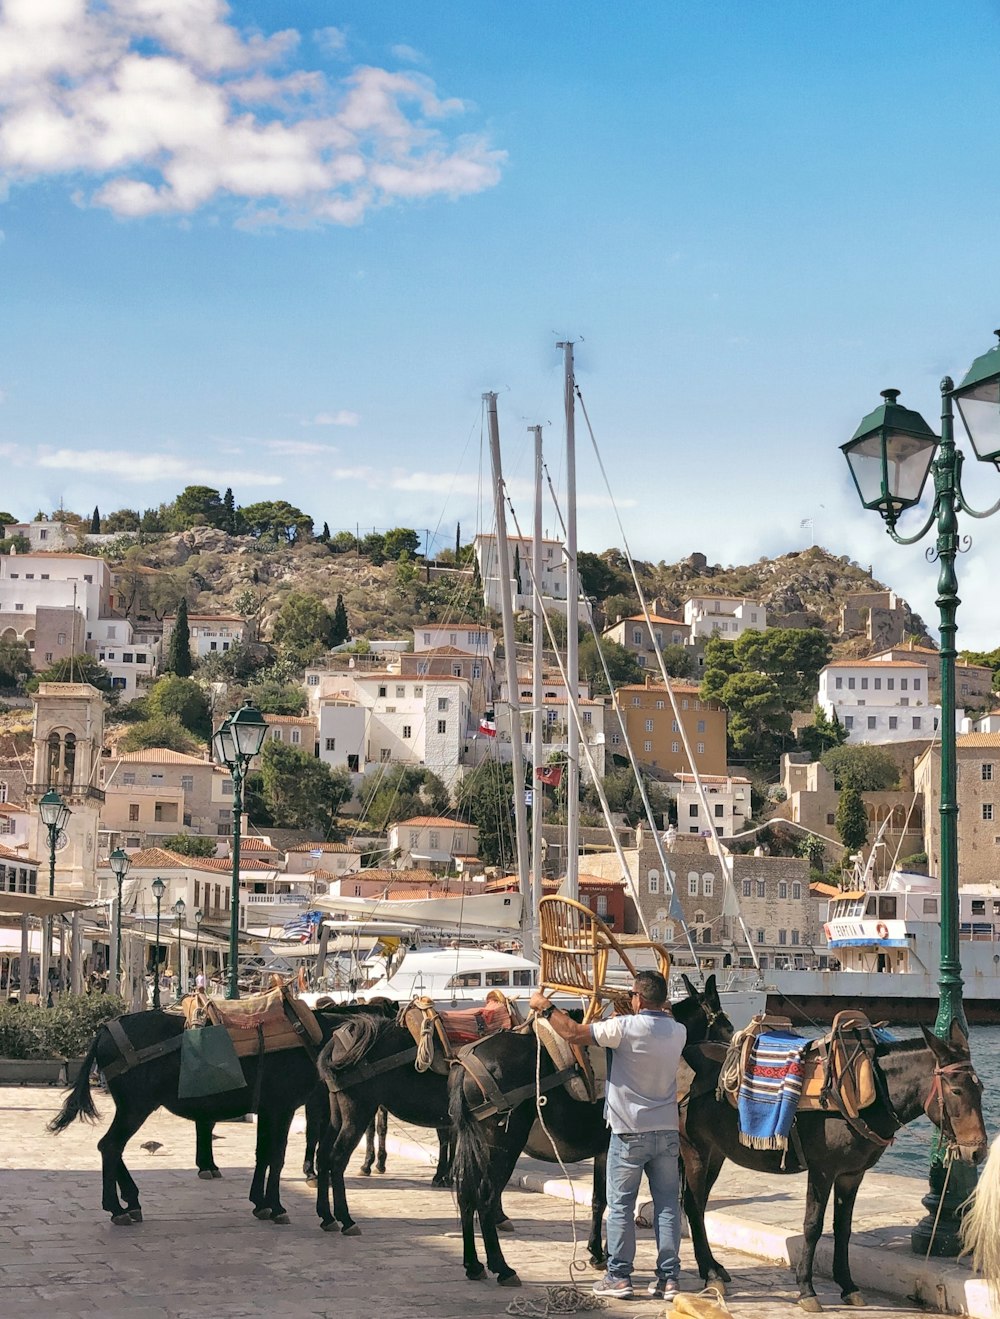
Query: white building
413 624 495 660
284 841 363 877
90 616 157 697
1 520 83 552
817 659 951 744
674 773 751 838
318 701 366 776
162 613 248 661
683 594 766 641
473 532 569 614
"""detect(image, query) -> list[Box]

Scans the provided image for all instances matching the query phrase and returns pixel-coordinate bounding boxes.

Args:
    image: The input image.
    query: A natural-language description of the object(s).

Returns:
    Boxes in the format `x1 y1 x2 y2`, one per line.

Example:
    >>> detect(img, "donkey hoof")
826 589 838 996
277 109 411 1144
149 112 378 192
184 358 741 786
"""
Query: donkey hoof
198 1170 216 1180
128 1209 143 1223
306 1176 318 1188
111 1213 133 1226
252 1207 273 1221
358 1167 371 1177
497 1217 515 1233
321 1219 339 1233
798 1298 823 1313
843 1293 866 1308
211 1170 223 1179
375 1163 386 1174
341 1224 361 1237
466 1266 487 1281
271 1212 290 1225
498 1272 522 1288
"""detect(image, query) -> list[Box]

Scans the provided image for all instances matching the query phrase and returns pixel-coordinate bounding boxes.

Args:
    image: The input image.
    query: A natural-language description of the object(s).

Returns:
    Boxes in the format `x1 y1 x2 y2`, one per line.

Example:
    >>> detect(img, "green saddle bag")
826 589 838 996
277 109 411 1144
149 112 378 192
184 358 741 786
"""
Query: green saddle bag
178 1025 247 1099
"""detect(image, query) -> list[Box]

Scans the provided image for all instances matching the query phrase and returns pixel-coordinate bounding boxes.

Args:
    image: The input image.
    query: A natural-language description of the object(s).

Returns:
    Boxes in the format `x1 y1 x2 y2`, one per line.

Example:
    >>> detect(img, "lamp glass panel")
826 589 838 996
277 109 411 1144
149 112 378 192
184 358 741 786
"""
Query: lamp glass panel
956 381 1000 464
884 430 937 503
38 791 64 826
845 433 888 506
55 803 71 832
214 724 237 766
110 847 131 879
232 709 268 758
151 878 165 899
174 898 186 917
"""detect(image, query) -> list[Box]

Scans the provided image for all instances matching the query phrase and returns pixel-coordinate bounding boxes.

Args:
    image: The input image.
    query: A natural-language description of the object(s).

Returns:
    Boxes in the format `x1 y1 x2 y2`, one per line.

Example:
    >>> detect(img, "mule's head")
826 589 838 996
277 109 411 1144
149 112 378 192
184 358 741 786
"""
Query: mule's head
920 1022 988 1165
674 974 733 1045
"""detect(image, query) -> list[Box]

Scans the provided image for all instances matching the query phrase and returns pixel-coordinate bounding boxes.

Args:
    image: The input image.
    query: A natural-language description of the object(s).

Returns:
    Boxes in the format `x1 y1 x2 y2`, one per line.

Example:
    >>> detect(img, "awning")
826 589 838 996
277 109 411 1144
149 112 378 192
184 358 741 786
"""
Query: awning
0 894 96 919
409 851 454 864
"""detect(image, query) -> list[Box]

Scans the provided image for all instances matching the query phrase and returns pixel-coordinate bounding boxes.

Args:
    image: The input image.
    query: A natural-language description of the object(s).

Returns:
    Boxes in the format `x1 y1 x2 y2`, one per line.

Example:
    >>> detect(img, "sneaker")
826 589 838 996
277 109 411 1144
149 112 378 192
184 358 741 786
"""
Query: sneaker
593 1274 634 1298
647 1277 680 1299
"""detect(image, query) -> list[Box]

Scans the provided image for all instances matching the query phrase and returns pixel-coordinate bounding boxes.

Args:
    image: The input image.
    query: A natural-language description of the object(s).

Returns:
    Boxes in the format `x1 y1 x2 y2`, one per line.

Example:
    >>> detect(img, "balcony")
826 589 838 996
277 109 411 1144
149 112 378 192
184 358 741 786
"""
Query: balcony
28 783 105 805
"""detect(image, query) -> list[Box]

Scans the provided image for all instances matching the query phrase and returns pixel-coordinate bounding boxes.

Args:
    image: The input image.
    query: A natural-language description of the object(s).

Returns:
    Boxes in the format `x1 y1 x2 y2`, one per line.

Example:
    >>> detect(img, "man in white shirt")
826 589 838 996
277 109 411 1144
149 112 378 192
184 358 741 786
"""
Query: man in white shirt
530 969 687 1299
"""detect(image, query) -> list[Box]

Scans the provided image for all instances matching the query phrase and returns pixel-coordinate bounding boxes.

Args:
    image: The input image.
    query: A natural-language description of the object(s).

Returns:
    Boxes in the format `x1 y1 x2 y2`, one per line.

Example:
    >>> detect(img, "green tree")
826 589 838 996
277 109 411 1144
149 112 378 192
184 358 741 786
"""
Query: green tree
331 593 350 646
578 636 642 696
513 544 522 595
795 833 827 871
145 675 211 740
250 680 307 716
30 654 114 694
329 531 357 554
456 763 515 867
162 834 217 857
383 527 421 559
90 506 101 534
273 592 335 664
359 532 386 564
578 551 630 601
714 671 791 768
259 741 353 830
732 627 831 711
120 715 201 754
798 705 849 757
165 598 193 677
0 511 16 526
659 644 693 679
835 785 868 854
820 744 899 792
583 767 669 828
0 639 33 689
166 485 225 531
222 487 238 534
0 534 30 555
319 521 331 543
140 506 167 534
241 500 313 544
102 508 142 534
359 765 449 830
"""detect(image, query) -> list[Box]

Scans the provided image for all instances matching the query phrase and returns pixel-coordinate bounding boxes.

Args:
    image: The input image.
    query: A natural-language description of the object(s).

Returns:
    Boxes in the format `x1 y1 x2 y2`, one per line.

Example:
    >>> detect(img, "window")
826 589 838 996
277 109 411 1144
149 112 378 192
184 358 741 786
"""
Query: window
756 880 765 898
867 716 876 730
222 780 234 796
900 678 908 691
847 677 855 689
887 678 894 690
914 678 921 691
437 720 447 734
984 804 994 822
778 928 787 945
826 813 836 826
778 881 787 899
633 629 642 644
43 652 53 663
742 879 752 897
696 742 705 755
922 897 938 915
326 738 335 751
643 740 652 752
671 741 680 753
844 716 854 730
472 664 481 679
671 719 679 732
714 804 724 818
756 929 765 945
632 697 641 707
423 632 431 645
128 803 139 821
428 831 439 848
697 719 705 733
645 719 654 732
912 717 922 730
835 677 843 689
860 677 868 690
792 882 802 900
874 677 881 690
650 923 661 941
791 930 800 946
655 699 665 710
271 728 282 741
380 748 391 762
377 685 387 698
307 674 319 686
888 716 898 730
702 873 714 897
438 697 448 712
396 685 405 698
983 764 994 781
181 775 193 792
648 870 659 894
611 733 621 746
291 729 301 745
402 725 412 739
688 872 698 896
689 804 699 818
900 696 909 707
413 686 423 698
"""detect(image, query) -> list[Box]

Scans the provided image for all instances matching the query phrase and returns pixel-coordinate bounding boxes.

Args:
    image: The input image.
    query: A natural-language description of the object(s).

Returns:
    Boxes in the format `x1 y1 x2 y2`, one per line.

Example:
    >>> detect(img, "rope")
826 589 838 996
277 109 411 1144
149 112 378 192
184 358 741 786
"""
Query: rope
924 1144 956 1259
506 1287 607 1316
415 1015 436 1073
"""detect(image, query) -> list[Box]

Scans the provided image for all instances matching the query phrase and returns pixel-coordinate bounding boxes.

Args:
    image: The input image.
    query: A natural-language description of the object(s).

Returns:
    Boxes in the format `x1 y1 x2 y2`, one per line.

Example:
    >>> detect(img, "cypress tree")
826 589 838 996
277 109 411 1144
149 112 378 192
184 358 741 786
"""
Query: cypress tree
90 506 101 534
513 544 522 595
166 597 193 677
455 521 461 558
222 488 236 534
331 593 349 646
320 521 331 543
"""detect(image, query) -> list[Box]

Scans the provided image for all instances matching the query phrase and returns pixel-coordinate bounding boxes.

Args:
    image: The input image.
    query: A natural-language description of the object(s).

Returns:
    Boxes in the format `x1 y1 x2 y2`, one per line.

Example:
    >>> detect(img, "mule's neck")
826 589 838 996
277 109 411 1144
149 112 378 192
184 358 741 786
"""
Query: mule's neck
877 1042 934 1128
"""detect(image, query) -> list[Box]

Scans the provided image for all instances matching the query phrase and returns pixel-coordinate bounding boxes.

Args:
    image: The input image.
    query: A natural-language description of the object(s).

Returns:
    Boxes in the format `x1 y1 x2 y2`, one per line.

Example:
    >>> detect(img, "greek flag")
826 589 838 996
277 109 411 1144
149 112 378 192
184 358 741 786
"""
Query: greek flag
283 911 321 942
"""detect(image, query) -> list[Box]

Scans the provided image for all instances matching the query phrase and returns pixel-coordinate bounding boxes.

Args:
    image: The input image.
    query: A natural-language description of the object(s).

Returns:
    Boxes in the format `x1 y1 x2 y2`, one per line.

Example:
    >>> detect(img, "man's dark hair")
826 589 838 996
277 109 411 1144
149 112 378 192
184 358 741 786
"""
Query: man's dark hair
633 970 668 1006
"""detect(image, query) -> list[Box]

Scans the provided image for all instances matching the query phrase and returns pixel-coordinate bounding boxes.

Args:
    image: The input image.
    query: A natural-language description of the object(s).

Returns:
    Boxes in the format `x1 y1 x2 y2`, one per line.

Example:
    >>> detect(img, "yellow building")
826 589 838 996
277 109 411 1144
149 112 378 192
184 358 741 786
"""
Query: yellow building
610 678 727 777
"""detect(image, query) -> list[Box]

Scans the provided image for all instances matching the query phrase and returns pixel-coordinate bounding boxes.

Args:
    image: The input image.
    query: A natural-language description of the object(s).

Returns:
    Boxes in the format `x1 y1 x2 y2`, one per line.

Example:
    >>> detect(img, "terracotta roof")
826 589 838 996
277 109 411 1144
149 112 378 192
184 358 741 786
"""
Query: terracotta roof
0 843 40 865
113 846 273 872
384 887 479 900
263 714 315 725
392 816 476 830
110 749 213 766
407 646 470 657
676 773 750 785
620 614 686 627
821 660 928 671
235 837 279 853
286 841 361 854
342 868 455 884
957 734 1000 747
0 803 27 814
615 683 704 695
353 673 472 684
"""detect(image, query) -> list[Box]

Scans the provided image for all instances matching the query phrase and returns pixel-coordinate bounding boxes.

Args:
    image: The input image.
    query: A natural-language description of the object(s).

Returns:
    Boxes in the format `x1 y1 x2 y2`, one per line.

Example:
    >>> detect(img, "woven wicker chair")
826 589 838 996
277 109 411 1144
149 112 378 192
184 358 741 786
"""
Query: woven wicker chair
538 894 671 1024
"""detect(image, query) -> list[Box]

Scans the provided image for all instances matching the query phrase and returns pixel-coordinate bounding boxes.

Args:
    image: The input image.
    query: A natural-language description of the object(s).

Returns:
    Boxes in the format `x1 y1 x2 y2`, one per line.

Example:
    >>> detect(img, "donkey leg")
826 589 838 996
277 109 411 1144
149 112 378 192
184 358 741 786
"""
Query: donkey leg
375 1105 388 1173
432 1125 453 1187
587 1150 607 1267
681 1137 730 1287
328 1099 373 1235
315 1121 338 1230
195 1118 220 1179
482 1149 521 1285
359 1118 375 1176
262 1108 295 1223
797 1169 834 1311
458 1194 486 1280
249 1110 272 1219
303 1087 324 1184
98 1105 151 1224
831 1172 865 1305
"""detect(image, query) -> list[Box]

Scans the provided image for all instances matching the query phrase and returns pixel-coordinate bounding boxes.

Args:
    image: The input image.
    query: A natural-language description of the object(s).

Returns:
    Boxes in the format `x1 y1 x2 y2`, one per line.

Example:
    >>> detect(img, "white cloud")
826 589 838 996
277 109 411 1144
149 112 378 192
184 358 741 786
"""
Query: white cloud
309 410 360 427
36 447 282 487
265 438 335 456
327 463 636 511
391 44 427 66
0 3 504 225
315 26 347 57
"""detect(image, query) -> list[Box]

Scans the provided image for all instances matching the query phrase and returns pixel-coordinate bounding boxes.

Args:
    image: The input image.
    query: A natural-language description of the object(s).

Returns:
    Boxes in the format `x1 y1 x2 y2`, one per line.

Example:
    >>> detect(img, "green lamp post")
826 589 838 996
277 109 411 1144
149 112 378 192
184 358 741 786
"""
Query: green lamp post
172 897 186 1002
842 331 1000 1256
213 703 268 999
151 877 165 1009
109 847 131 996
194 907 204 986
38 789 71 999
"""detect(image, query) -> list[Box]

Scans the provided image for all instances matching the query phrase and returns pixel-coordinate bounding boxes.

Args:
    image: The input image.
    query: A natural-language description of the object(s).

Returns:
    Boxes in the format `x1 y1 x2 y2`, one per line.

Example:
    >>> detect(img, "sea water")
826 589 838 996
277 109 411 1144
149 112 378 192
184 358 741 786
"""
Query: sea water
877 1024 999 1178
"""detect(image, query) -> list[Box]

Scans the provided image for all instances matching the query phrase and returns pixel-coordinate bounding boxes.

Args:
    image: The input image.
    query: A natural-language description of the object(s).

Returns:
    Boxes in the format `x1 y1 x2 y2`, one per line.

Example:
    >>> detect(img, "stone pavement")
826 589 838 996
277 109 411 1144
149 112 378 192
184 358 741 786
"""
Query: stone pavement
0 1085 965 1319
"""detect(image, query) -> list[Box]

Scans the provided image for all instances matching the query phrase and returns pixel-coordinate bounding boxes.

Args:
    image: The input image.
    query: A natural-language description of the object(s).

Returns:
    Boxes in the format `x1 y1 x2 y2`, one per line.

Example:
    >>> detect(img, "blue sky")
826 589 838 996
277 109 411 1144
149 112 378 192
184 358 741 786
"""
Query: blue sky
3 2 1000 646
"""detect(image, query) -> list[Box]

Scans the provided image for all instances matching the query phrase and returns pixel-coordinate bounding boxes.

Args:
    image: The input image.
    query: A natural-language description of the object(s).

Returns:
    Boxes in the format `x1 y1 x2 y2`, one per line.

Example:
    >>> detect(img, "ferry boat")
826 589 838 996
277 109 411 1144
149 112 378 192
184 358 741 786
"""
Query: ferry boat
766 870 1000 1025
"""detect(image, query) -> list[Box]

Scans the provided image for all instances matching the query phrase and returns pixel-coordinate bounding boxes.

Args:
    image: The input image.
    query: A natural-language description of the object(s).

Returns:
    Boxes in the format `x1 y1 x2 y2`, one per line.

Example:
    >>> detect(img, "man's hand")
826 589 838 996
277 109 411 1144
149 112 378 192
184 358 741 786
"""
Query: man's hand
529 990 552 1015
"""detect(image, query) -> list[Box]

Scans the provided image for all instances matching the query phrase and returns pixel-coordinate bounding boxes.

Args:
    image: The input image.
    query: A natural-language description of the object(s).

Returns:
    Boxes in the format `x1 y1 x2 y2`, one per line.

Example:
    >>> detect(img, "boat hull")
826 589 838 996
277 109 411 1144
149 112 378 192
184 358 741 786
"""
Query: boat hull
767 969 1000 1026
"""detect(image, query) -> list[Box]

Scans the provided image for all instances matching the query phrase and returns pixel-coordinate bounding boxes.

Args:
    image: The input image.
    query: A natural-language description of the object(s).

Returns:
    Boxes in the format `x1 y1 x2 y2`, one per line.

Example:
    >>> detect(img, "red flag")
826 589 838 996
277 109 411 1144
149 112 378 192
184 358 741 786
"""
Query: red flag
535 764 563 787
479 710 497 737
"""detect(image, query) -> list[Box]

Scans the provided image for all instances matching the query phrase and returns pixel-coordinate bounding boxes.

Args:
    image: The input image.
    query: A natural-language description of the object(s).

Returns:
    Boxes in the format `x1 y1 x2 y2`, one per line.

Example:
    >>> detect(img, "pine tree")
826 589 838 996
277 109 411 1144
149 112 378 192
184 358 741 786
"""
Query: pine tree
90 506 101 534
331 593 349 646
166 597 193 677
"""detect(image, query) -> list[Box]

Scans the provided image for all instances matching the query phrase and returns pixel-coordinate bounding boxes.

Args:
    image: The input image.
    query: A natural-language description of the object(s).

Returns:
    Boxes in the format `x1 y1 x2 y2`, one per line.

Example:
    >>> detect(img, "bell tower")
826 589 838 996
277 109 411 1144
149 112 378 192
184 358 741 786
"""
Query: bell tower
29 682 105 898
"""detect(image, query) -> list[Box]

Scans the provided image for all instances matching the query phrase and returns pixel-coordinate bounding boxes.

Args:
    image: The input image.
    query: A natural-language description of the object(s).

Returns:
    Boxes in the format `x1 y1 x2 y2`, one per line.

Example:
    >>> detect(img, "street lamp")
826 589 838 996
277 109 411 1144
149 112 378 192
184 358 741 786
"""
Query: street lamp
109 848 131 997
213 703 268 999
151 877 165 1009
194 908 204 988
842 331 1000 1256
172 897 186 1002
38 789 71 1000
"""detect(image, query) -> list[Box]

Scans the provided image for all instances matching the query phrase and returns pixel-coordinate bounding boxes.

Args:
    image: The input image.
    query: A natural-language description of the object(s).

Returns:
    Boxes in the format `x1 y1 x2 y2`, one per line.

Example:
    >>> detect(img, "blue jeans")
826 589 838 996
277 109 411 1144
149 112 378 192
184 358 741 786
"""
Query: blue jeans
605 1129 681 1282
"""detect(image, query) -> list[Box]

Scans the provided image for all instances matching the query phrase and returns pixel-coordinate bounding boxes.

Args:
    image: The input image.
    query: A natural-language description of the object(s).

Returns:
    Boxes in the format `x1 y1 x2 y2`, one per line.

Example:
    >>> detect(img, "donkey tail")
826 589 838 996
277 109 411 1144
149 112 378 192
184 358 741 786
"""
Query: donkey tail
448 1062 493 1212
48 1030 102 1133
961 1132 1000 1299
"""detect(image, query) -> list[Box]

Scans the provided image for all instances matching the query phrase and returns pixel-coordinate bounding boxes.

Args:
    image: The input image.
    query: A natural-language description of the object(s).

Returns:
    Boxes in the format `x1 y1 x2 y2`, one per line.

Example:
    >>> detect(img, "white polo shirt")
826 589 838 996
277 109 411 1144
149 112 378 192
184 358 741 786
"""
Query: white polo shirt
590 1010 687 1135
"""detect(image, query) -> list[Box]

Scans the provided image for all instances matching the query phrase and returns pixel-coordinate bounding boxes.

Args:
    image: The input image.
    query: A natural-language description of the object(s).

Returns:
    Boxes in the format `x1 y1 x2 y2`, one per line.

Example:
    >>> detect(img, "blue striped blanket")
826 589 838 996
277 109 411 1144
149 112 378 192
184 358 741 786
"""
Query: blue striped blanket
737 1030 808 1150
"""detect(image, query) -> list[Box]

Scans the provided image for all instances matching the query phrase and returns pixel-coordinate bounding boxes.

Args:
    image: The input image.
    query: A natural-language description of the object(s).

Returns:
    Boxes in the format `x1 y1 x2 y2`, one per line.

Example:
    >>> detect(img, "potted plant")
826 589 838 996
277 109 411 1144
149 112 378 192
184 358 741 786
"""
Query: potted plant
0 996 125 1084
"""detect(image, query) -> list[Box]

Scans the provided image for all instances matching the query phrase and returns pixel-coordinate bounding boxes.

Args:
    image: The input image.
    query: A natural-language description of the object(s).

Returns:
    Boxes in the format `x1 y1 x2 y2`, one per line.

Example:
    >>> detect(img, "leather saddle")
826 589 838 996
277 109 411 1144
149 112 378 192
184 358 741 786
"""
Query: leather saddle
183 985 323 1060
532 1014 604 1104
399 991 521 1074
708 1010 878 1120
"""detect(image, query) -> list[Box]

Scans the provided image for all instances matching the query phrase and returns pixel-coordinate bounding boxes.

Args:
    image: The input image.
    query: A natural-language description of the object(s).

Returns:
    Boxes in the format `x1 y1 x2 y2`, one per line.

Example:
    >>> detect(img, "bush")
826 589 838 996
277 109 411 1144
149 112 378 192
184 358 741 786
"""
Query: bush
0 995 125 1059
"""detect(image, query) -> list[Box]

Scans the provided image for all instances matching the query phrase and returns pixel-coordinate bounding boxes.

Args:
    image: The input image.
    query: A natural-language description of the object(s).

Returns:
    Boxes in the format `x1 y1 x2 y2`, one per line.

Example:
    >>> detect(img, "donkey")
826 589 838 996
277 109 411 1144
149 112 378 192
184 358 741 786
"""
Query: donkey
682 1022 987 1311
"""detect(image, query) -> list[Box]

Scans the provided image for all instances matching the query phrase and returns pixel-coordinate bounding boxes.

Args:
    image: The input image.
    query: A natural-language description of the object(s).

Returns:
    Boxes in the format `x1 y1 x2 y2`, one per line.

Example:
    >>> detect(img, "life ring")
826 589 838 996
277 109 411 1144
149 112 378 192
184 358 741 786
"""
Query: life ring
823 924 832 941
875 922 889 939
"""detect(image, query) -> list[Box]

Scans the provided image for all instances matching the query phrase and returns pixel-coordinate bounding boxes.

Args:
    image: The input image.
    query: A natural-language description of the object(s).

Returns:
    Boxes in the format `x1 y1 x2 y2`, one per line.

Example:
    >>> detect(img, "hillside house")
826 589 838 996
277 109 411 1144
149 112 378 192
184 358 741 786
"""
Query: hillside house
816 659 951 745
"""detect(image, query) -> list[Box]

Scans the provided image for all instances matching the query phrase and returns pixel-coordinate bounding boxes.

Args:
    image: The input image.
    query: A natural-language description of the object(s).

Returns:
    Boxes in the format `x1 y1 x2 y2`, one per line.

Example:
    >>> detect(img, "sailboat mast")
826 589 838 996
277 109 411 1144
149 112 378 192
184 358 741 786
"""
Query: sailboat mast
558 340 580 902
485 392 533 951
530 425 545 951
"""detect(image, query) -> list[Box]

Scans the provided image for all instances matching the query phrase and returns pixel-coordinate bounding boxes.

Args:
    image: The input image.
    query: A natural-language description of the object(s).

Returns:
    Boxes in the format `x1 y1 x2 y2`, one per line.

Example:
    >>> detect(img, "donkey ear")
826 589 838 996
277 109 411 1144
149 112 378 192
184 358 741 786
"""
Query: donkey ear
681 974 697 998
920 1024 951 1062
705 973 718 1000
949 1019 971 1054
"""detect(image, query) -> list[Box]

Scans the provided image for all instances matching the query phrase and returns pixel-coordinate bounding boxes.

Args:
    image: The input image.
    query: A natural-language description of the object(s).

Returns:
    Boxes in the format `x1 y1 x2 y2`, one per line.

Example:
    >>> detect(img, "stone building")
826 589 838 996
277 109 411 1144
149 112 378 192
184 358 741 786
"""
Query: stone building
915 732 1000 886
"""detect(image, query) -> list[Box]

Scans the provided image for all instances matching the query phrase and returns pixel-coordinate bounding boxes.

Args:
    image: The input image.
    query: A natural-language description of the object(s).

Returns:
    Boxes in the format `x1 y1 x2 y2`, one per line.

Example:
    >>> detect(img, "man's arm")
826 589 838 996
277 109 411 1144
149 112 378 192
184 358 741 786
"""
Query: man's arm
528 991 593 1046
